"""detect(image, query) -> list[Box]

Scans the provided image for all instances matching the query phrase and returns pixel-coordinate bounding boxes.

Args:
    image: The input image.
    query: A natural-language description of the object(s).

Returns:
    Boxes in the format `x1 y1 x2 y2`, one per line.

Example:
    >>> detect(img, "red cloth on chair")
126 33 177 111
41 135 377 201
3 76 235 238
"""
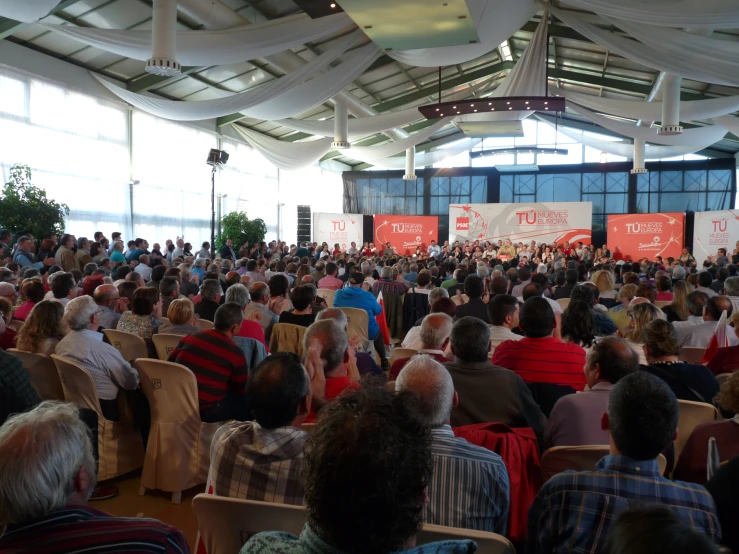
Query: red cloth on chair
453 422 542 544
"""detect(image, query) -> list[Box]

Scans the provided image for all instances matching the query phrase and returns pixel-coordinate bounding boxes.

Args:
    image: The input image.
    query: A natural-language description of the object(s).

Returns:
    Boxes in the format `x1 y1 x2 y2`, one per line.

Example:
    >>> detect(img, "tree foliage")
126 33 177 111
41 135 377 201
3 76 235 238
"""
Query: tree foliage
0 164 69 239
216 211 267 249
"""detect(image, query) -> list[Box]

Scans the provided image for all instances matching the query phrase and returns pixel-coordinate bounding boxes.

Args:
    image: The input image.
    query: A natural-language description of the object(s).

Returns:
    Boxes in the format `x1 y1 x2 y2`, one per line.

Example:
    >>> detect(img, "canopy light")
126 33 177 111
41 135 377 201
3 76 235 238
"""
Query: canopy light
206 148 229 166
469 147 569 159
418 96 566 120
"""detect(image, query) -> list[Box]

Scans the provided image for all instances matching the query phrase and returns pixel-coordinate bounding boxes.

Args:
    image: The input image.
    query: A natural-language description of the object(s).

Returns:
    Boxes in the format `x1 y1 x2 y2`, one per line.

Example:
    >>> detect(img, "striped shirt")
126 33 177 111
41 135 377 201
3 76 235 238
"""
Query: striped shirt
425 425 510 534
527 455 721 554
167 330 248 411
0 505 190 553
209 421 308 505
372 279 408 297
492 336 587 391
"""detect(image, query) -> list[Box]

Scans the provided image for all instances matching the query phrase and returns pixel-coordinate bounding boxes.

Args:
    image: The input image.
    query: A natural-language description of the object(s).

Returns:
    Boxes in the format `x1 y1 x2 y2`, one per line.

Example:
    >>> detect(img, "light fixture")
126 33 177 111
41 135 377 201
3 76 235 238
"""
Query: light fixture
418 96 565 119
469 146 569 159
330 2 336 7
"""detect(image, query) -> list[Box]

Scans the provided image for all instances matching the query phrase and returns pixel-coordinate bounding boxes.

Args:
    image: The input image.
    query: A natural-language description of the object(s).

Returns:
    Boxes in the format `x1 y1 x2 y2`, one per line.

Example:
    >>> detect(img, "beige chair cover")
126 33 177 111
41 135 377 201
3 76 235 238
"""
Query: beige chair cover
152 334 184 361
338 307 369 346
300 422 317 434
135 359 224 503
556 298 571 310
541 445 667 481
269 323 306 356
676 399 718 463
678 346 707 365
391 347 418 360
8 349 64 400
316 288 335 307
418 524 514 554
198 319 214 331
51 354 144 481
103 329 148 362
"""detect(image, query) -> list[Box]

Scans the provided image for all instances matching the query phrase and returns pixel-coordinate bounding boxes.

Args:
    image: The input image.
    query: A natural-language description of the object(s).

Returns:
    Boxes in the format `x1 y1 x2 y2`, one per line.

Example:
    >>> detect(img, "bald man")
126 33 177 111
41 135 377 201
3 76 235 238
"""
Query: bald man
678 295 738 348
92 284 127 329
389 313 453 380
244 282 278 341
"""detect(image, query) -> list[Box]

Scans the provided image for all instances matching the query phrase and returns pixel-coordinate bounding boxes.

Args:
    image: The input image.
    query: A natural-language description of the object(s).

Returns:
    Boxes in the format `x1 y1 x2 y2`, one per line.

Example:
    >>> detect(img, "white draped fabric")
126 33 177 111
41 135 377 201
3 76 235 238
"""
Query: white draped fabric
41 13 354 66
349 118 455 163
558 0 739 29
371 139 483 169
547 5 739 86
549 86 739 122
386 0 537 67
0 0 59 22
565 103 728 146
713 116 739 137
232 126 333 170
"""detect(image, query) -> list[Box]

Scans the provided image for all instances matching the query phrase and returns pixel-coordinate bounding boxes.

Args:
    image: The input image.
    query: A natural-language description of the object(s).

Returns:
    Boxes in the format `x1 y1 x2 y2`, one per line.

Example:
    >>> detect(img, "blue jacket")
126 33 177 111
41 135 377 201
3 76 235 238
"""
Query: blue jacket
333 286 382 339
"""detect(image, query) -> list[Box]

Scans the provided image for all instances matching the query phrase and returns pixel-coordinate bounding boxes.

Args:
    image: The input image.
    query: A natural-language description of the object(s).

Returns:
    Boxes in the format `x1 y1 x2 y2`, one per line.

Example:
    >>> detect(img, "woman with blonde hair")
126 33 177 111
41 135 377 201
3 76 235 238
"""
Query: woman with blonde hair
623 302 666 365
591 270 617 300
159 298 199 335
15 300 66 355
609 283 638 334
662 280 694 323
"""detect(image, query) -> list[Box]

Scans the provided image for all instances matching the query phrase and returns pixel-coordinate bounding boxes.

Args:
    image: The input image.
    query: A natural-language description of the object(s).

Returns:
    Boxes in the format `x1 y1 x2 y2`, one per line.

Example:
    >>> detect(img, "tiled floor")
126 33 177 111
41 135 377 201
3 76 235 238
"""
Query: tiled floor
93 470 203 551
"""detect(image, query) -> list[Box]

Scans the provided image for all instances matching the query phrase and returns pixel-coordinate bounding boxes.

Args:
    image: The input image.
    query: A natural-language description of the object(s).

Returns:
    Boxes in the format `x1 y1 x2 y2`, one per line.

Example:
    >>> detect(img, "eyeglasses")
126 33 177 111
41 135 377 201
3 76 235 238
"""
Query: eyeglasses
94 309 106 315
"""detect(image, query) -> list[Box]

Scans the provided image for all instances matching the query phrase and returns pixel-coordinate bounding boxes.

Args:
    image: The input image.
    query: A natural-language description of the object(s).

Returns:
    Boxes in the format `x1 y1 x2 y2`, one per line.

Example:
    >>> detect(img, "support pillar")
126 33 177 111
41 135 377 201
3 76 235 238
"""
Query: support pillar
146 0 181 76
331 99 350 149
403 146 417 181
659 74 682 135
631 138 648 174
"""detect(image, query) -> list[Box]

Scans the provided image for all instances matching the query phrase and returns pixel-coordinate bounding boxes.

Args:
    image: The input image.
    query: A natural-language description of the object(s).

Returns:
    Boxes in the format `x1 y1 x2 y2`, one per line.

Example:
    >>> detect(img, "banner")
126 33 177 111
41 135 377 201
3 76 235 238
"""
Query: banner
374 215 438 256
448 202 592 245
693 210 739 263
313 212 363 250
607 213 685 261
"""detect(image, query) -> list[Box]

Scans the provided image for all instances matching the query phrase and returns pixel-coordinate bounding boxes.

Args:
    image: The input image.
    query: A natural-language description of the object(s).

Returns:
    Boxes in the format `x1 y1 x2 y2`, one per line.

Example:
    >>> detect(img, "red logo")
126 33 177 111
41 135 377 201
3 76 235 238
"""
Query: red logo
456 217 469 231
712 219 728 232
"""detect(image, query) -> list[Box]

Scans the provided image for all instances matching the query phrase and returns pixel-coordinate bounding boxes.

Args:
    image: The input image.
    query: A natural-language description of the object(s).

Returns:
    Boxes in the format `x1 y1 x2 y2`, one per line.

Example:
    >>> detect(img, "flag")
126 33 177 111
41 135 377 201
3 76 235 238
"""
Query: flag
376 291 391 349
701 310 729 364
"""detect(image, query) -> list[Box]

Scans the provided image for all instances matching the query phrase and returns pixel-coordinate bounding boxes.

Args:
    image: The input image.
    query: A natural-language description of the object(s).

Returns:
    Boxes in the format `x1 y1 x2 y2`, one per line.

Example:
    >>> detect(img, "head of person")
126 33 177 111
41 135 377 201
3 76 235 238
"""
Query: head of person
315 308 348 332
584 336 639 389
325 262 337 277
591 270 615 294
626 302 666 343
416 270 431 289
63 296 100 331
16 300 66 352
224 283 250 310
616 283 637 307
724 275 739 297
117 281 138 303
698 271 713 289
418 313 453 351
517 266 531 283
51 272 76 300
521 282 544 301
685 290 709 318
519 296 555 338
395 356 457 427
250 282 270 304
20 279 46 304
157 277 178 302
290 285 314 312
59 234 75 249
200 279 222 303
302 319 350 376
561 300 595 347
125 271 144 288
634 283 656 304
92 284 119 310
303 386 432 554
213 302 243 338
267 274 290 299
427 287 448 307
490 275 508 295
429 296 457 319
450 316 491 363
247 353 311 429
570 284 595 307
131 287 160 317
167 298 195 326
641 318 680 361
704 295 732 322
487 294 520 329
463 274 484 300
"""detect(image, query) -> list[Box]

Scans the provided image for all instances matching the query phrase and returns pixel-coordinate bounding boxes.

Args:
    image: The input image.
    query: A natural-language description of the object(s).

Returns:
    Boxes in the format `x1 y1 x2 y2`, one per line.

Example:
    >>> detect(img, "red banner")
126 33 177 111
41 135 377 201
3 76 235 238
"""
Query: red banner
607 213 685 261
374 215 438 256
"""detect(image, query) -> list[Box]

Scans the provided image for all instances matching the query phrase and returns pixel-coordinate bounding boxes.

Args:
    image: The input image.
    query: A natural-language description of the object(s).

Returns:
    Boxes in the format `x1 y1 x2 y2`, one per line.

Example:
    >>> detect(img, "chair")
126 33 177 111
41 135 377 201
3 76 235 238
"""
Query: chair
300 422 317 434
338 307 370 350
675 399 719 464
102 329 148 362
679 346 707 365
160 317 171 325
389 347 418 366
451 294 470 306
9 319 24 331
654 300 671 309
198 319 214 331
316 288 335 308
51 355 144 481
541 446 668 481
7 349 64 401
418 525 514 554
556 298 571 310
152 334 184 361
717 373 734 385
135 359 224 504
269 323 306 356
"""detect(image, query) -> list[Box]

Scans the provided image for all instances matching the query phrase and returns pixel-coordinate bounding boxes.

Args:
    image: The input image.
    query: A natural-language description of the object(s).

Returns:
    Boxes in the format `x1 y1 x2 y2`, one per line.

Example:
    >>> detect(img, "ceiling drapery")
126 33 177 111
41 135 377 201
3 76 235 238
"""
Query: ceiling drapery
0 0 59 23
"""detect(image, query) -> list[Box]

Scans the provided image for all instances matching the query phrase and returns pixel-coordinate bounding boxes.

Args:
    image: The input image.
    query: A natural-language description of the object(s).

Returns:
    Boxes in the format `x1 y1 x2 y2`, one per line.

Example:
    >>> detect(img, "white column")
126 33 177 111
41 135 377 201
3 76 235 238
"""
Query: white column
403 146 417 181
631 138 647 174
331 99 350 149
659 74 682 135
146 0 181 76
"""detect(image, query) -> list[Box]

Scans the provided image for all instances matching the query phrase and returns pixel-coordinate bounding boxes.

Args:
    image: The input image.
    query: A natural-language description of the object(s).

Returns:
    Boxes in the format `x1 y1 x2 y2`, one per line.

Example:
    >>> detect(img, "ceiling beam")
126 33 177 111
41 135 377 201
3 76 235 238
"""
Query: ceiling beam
0 0 82 39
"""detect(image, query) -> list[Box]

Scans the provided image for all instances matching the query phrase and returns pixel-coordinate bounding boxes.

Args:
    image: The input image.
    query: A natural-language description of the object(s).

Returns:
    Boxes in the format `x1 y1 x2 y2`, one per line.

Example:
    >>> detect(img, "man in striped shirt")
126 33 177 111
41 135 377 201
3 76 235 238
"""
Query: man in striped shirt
168 302 250 422
396 355 510 534
0 402 189 554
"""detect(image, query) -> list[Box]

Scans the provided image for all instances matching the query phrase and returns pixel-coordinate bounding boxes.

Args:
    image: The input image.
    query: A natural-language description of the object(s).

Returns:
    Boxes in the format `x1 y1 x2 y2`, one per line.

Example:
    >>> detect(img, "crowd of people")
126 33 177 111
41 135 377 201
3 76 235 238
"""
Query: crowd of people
0 227 738 554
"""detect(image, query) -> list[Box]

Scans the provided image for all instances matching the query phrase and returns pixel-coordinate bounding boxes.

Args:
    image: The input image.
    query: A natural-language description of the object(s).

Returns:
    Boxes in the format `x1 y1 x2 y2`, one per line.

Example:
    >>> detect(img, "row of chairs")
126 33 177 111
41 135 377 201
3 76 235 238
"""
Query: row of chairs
269 307 371 355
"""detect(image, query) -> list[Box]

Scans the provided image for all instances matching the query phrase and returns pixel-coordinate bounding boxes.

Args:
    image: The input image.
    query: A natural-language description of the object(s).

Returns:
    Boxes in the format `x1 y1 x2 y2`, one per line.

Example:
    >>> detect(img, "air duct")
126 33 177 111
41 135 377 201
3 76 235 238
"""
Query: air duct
403 147 417 180
631 138 647 174
332 98 350 149
659 74 682 135
146 0 181 76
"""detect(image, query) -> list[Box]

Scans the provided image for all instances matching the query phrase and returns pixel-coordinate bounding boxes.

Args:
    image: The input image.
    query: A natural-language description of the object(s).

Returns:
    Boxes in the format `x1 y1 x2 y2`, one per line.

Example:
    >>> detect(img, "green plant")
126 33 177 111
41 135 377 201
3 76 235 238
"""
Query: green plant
216 211 267 250
0 164 69 239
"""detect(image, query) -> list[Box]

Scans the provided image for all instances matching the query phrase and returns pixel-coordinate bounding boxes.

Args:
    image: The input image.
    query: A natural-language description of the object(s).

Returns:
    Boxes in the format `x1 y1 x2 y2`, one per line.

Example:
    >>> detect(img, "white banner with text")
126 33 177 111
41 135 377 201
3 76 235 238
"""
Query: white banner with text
312 212 364 250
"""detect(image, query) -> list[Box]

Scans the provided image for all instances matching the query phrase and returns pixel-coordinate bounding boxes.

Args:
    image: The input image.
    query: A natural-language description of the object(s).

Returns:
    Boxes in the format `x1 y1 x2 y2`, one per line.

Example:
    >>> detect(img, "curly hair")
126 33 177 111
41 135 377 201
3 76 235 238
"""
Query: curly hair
16 301 66 353
561 300 596 347
303 386 432 554
716 371 739 414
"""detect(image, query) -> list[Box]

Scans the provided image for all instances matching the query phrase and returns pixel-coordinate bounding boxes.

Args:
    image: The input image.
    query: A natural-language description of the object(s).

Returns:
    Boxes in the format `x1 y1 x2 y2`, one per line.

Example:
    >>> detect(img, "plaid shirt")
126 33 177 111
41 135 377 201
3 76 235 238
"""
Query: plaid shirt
372 278 408 297
209 421 308 505
527 454 721 554
0 349 40 425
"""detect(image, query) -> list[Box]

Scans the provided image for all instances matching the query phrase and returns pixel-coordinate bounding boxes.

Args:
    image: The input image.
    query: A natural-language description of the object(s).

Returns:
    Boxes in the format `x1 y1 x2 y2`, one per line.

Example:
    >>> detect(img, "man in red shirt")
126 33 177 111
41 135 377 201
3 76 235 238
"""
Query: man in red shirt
303 319 360 422
317 262 344 291
389 313 452 380
493 297 587 390
168 302 250 422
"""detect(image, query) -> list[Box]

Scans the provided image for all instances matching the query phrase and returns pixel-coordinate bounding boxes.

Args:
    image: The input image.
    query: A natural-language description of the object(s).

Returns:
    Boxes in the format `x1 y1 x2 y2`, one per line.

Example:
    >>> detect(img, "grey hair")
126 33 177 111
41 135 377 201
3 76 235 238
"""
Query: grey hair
225 283 250 307
0 401 96 526
63 296 97 331
428 287 449 305
361 261 371 276
491 269 502 278
194 258 207 269
395 355 454 427
672 266 686 280
725 276 739 296
207 263 220 273
419 313 454 349
315 308 348 330
302 319 348 373
200 279 222 301
381 266 393 279
0 268 14 282
476 262 488 278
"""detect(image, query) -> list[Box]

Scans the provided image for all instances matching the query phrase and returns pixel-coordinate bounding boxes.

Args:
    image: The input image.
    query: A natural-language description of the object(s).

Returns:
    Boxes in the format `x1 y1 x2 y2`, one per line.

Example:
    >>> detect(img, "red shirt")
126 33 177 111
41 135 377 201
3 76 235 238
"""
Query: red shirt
236 319 267 350
305 376 357 423
0 327 17 350
12 301 35 322
707 345 739 375
492 336 587 391
389 352 451 380
673 420 739 483
656 291 674 301
317 275 344 291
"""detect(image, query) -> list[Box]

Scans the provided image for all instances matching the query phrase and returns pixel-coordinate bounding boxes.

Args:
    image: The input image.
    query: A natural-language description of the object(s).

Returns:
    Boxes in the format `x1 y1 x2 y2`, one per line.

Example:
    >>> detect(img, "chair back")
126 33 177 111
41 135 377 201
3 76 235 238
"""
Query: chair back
418 524 514 554
541 445 668 480
338 307 369 345
556 298 571 310
716 373 733 386
198 319 214 331
676 399 718 463
654 300 671 309
8 349 64 400
160 317 171 325
679 346 707 365
451 295 464 306
316 288 335 308
102 329 148 362
9 319 24 331
391 347 418 360
269 323 306 356
300 422 317 434
152 334 183 361
51 355 102 416
135 359 200 424
192 494 307 554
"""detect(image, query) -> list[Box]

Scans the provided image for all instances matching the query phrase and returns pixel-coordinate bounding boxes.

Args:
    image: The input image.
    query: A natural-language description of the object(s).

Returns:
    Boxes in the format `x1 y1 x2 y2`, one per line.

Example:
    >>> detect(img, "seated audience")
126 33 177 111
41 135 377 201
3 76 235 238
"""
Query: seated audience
49 271 77 306
678 295 737 348
560 300 596 351
402 296 456 350
396 355 509 533
92 284 125 329
655 275 674 301
314 308 384 379
0 297 17 349
210 353 312 504
623 301 665 365
240 386 476 554
267 274 292 315
696 270 719 298
116 286 161 358
168 303 250 422
15 300 66 355
225 284 267 347
444 316 546 438
316 262 343 291
493 297 587 390
194 279 222 322
488 294 522 349
0 348 40 425
553 269 578 300
545 337 639 448
454 274 490 323
159 276 180 315
707 312 739 375
706 456 739 554
160 298 199 335
244 282 278 342
279 285 317 327
389 313 453 380
662 280 694 323
12 279 46 321
570 284 617 336
0 402 190 553
372 265 408 297
607 283 637 333
528 371 721 554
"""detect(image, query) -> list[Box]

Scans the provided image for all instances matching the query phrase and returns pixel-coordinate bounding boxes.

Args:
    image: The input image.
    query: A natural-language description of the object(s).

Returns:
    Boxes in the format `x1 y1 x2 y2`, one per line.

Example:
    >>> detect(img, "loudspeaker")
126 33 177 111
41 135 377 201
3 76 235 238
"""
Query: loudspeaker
297 205 311 244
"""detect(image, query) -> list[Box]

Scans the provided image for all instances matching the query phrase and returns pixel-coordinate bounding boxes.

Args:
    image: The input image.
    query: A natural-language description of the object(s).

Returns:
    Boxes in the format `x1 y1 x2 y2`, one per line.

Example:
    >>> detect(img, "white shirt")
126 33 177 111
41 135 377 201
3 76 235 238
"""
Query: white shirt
677 320 739 348
673 315 705 330
697 286 718 298
401 326 423 350
134 264 152 281
489 326 523 350
516 295 563 314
